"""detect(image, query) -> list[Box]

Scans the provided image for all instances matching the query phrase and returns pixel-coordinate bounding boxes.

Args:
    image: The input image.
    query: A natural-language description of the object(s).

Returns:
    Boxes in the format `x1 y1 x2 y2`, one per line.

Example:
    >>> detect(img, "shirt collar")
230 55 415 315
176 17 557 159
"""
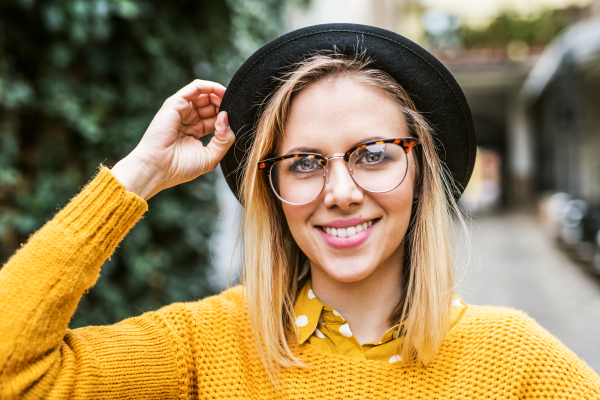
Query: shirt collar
293 280 403 345
293 279 467 365
293 279 325 344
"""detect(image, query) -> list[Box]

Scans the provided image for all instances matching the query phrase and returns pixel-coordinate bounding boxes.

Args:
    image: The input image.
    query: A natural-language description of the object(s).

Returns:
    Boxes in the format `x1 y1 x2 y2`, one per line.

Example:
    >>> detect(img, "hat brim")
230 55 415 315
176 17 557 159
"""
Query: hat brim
220 23 476 202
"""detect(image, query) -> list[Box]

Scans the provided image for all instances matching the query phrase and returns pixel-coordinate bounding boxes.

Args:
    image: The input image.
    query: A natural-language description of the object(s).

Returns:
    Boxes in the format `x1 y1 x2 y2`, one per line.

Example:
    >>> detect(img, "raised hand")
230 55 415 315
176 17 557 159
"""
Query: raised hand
111 80 235 200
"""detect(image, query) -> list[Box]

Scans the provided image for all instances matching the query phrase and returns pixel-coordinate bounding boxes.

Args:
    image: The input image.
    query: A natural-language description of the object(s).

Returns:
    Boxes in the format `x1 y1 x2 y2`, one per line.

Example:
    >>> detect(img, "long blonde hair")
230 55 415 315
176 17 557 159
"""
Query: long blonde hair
240 50 465 373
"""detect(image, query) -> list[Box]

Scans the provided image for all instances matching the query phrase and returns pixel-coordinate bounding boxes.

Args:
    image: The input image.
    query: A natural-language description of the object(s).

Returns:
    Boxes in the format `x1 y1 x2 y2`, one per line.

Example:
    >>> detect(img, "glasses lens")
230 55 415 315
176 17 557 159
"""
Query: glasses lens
270 157 325 204
349 143 408 192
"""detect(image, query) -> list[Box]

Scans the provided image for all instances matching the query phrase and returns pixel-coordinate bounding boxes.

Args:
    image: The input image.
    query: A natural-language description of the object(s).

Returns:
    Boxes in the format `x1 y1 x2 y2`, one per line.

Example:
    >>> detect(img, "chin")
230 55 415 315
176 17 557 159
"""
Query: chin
317 258 377 283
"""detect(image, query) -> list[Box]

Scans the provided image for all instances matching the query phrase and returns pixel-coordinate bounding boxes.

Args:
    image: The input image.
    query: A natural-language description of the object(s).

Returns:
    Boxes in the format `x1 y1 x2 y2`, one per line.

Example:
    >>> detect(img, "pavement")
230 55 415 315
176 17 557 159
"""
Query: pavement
458 211 600 373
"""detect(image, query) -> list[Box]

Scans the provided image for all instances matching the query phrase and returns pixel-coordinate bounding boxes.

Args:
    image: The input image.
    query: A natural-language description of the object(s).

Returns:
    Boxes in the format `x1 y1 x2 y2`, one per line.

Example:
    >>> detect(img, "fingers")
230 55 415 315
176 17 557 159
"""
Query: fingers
192 94 211 108
188 94 223 135
197 103 218 119
176 79 226 102
187 102 219 136
179 100 222 138
192 93 221 108
163 81 225 115
204 111 235 170
209 93 222 108
200 115 218 135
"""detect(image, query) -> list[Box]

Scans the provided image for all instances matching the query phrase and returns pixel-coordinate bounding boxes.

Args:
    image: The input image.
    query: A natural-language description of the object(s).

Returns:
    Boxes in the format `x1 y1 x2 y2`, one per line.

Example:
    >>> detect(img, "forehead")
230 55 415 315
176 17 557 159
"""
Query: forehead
280 76 406 155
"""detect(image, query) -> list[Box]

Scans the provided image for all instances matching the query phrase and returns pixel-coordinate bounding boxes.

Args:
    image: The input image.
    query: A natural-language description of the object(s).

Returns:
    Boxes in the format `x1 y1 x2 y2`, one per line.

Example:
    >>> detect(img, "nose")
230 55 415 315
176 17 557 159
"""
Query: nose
323 157 364 210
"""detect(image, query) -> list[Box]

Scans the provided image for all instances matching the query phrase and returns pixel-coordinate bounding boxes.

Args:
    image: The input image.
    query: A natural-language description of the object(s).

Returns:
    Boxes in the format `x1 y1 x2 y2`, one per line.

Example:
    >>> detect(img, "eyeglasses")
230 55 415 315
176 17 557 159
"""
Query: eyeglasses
257 137 420 205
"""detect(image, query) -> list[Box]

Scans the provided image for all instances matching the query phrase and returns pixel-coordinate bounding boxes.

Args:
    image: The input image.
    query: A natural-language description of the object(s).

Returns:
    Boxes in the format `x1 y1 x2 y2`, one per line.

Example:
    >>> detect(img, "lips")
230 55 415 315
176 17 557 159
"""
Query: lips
321 220 375 238
316 219 379 249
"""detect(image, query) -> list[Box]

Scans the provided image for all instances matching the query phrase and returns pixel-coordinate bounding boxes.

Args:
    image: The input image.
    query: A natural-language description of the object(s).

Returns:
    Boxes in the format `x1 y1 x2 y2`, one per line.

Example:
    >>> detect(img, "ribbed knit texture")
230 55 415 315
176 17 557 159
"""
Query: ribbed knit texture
1 167 599 399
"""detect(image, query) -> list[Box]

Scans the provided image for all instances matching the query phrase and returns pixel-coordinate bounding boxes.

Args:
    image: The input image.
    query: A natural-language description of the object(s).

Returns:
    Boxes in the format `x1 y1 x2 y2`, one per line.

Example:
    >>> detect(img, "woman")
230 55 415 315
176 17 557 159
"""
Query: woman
1 24 599 399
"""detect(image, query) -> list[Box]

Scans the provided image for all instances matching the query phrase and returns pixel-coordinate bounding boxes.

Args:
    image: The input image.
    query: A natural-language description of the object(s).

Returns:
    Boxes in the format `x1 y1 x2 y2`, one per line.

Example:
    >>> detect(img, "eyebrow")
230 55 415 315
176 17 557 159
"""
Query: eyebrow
282 136 392 156
283 147 320 155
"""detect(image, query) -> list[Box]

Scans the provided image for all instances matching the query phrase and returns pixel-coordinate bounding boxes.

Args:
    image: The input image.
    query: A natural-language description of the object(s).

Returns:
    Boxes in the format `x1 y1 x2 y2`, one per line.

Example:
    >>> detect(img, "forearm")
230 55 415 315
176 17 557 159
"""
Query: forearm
0 166 148 397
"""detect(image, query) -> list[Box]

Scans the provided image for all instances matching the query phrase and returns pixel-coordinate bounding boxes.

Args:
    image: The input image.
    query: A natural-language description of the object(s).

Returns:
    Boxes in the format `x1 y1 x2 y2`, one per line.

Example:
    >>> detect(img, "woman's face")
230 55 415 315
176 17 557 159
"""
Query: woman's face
278 76 418 284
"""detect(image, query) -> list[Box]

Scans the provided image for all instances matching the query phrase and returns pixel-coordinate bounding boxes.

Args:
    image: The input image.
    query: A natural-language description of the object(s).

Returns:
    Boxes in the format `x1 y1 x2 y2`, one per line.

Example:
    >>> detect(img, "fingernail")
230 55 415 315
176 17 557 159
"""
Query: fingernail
219 111 229 127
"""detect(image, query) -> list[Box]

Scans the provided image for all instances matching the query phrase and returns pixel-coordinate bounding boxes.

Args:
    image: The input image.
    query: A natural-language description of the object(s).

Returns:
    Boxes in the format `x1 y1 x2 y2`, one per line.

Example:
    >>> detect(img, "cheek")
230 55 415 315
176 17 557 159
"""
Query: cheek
377 166 416 229
281 204 314 244
379 187 414 225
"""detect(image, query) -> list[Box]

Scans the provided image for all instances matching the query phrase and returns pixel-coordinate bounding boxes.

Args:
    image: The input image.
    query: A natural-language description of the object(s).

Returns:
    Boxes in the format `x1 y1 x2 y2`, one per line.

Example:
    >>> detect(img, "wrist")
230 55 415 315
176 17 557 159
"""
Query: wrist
111 152 164 200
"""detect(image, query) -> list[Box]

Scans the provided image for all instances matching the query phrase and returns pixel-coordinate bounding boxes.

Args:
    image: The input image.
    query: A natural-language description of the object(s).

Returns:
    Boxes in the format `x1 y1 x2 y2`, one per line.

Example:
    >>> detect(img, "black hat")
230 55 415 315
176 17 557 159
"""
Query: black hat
220 23 476 202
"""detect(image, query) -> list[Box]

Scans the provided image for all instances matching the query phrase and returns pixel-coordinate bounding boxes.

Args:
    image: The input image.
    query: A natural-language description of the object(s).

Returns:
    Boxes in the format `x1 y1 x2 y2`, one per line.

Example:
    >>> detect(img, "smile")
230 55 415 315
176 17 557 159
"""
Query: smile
316 218 379 249
320 219 376 238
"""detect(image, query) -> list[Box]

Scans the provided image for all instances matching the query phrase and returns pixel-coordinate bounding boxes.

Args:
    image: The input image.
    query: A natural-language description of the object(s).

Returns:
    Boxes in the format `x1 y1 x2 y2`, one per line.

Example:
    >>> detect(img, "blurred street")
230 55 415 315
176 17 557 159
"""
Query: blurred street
459 211 600 373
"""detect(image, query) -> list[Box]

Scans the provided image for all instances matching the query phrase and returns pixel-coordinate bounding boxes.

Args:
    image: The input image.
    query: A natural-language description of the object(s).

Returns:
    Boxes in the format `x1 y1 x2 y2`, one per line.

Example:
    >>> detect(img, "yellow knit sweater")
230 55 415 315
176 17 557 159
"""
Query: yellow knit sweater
1 167 599 399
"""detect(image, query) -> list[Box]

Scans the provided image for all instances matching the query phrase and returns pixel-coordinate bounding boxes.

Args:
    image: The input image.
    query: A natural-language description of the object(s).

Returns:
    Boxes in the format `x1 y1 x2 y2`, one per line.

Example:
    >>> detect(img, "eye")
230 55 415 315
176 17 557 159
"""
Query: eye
290 157 321 172
362 152 383 163
355 149 386 165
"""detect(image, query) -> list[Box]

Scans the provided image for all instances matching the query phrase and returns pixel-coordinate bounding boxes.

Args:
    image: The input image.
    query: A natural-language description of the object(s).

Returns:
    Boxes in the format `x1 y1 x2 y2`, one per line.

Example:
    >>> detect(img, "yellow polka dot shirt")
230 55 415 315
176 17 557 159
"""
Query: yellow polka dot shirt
293 279 467 364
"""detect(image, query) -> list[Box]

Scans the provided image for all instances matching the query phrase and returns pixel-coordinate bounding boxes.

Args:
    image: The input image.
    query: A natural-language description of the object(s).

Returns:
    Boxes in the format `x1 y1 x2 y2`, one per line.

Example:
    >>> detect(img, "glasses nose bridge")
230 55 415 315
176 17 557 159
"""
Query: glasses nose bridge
323 153 352 185
324 153 346 163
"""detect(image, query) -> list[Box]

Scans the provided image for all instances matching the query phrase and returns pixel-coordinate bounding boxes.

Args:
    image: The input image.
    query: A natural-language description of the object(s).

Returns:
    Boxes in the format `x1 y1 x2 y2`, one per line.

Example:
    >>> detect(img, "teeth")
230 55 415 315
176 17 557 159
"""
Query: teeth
322 220 376 238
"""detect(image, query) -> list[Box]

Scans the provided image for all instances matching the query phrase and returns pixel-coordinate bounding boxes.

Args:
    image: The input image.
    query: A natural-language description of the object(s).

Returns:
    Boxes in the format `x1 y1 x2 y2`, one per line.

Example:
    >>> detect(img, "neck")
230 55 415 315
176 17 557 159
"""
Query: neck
310 245 404 345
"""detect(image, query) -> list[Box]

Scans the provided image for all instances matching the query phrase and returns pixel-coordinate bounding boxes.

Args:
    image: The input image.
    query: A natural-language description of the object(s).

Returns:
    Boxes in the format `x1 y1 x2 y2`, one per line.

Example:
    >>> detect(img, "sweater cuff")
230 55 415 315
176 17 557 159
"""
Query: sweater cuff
53 166 148 278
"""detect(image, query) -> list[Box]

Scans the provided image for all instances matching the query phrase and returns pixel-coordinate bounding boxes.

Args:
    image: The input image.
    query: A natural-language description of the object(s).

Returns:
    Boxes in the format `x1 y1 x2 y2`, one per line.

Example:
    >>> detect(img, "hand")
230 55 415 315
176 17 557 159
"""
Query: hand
111 80 235 200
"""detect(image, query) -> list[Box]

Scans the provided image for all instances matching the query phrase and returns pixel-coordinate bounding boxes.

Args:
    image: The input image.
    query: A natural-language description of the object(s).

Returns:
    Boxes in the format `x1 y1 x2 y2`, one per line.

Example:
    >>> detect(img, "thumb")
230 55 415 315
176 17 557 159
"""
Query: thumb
205 111 235 170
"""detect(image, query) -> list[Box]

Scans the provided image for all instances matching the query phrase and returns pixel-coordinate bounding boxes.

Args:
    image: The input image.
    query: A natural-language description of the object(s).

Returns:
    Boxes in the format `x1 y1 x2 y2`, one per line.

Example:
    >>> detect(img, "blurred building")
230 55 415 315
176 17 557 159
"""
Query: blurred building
286 0 426 42
520 6 600 202
440 47 537 210
431 3 595 209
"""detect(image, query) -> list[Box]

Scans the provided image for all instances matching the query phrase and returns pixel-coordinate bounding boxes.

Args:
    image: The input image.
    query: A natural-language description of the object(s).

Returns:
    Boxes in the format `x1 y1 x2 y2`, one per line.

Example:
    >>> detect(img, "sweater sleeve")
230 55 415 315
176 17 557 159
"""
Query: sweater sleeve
0 167 183 399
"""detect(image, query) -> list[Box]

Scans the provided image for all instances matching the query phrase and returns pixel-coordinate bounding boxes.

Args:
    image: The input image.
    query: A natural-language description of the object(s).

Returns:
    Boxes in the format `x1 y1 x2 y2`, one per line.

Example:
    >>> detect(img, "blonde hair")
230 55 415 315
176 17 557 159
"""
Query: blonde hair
239 51 465 374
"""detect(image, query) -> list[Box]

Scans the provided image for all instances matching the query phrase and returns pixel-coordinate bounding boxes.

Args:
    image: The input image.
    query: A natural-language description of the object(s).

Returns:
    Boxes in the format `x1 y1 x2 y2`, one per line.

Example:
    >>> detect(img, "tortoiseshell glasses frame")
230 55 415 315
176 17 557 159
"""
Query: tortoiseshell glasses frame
257 137 420 205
